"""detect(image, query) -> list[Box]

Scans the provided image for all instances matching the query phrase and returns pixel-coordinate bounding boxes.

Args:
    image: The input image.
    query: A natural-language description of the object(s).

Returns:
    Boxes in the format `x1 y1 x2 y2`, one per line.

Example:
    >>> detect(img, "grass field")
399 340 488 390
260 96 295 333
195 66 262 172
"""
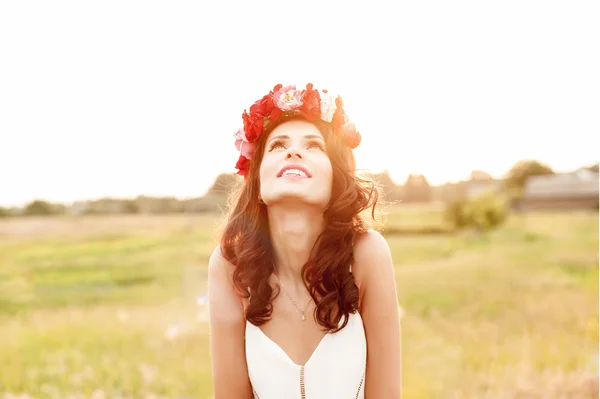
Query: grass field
0 205 598 398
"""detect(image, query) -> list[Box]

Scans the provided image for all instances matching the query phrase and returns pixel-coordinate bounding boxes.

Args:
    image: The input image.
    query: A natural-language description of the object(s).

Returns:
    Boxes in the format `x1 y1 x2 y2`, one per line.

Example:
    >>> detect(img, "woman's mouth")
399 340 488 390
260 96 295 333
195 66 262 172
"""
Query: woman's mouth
278 165 312 179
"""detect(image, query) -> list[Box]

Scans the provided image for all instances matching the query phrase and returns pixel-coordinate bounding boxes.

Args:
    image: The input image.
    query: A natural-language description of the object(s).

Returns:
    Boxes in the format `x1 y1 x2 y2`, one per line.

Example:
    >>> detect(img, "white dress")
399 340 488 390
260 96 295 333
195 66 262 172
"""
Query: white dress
245 310 367 398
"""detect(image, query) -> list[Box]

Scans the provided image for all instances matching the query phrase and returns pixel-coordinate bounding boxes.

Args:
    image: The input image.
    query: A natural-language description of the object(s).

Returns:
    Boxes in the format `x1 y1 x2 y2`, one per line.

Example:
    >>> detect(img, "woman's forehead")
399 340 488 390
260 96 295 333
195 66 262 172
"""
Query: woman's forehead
267 120 324 140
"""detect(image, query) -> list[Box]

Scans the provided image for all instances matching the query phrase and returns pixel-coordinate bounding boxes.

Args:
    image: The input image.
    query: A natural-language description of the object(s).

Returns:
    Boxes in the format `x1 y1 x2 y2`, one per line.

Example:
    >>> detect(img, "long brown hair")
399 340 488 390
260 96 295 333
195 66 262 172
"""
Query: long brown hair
220 116 379 332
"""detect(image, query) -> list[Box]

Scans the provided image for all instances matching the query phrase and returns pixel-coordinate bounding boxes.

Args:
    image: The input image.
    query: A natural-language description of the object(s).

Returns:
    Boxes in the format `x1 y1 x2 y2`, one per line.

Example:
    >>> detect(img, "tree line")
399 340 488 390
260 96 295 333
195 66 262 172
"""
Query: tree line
0 160 597 218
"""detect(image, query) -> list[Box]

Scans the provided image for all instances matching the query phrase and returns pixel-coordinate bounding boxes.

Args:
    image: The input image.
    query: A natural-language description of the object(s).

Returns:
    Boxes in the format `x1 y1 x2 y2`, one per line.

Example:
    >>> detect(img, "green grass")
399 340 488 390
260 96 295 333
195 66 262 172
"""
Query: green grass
0 209 597 398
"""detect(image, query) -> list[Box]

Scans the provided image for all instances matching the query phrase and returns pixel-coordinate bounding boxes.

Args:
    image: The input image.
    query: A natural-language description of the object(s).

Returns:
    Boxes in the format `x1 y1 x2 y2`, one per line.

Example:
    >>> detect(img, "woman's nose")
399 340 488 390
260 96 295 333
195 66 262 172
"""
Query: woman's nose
286 148 302 159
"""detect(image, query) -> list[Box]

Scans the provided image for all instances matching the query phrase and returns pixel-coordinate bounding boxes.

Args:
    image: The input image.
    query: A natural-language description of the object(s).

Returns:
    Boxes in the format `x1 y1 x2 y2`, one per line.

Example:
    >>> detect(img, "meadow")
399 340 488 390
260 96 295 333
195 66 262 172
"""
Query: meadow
0 204 597 399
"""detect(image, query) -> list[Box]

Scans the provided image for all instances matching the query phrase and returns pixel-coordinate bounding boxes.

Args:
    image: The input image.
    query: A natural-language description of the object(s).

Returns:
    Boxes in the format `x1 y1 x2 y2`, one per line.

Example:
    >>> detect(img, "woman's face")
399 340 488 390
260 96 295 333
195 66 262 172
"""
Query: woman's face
259 119 333 208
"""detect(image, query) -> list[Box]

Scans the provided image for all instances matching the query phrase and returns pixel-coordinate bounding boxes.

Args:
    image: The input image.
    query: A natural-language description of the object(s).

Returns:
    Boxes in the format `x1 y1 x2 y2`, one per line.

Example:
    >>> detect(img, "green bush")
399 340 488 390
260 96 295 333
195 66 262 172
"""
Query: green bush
445 193 508 233
444 198 469 229
24 200 64 216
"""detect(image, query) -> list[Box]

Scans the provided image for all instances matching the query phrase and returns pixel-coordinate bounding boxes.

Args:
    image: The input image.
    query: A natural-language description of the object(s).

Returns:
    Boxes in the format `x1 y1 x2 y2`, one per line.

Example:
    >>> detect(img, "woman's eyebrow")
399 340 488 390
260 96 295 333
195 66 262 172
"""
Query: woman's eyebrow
268 134 324 143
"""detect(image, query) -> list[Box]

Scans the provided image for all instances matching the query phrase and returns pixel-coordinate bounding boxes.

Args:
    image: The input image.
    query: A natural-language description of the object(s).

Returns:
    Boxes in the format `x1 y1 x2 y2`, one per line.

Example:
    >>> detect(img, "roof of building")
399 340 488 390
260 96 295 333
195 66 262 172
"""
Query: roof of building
524 170 599 199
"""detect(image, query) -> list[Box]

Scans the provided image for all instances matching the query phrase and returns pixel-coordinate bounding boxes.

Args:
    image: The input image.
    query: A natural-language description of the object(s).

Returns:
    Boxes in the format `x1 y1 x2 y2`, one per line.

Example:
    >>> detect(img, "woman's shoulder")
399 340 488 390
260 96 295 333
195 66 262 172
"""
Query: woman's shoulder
353 229 391 258
208 245 237 285
207 245 248 323
351 230 394 286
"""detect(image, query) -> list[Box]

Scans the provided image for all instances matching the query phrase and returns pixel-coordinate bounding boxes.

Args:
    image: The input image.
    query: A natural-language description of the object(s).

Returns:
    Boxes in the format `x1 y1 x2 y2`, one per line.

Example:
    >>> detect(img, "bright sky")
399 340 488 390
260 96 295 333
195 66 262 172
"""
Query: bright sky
1 1 598 207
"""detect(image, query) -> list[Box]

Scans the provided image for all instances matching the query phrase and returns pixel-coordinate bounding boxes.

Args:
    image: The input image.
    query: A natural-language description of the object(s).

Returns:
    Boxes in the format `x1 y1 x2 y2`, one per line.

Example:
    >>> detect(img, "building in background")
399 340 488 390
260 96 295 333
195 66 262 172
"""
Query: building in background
521 169 599 210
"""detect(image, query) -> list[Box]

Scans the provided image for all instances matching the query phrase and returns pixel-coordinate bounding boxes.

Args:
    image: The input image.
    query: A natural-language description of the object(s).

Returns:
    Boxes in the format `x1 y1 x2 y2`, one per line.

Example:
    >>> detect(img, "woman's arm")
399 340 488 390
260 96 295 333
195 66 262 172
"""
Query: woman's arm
354 230 402 398
207 246 253 399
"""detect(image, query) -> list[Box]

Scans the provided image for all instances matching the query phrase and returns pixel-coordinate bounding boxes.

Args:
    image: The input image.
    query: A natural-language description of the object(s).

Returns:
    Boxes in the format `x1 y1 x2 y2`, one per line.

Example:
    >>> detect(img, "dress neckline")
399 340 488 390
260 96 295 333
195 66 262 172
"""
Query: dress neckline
245 312 363 368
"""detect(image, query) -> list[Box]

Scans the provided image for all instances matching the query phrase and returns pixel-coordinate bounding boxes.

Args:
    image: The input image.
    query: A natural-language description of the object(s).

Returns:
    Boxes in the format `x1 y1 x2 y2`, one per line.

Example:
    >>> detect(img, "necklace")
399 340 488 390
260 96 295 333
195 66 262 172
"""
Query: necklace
274 273 312 321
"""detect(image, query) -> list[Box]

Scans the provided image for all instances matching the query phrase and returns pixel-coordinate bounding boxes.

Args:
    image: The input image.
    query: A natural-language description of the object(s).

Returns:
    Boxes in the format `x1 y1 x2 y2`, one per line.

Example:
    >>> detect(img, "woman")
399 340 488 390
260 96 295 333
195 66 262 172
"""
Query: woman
208 83 401 398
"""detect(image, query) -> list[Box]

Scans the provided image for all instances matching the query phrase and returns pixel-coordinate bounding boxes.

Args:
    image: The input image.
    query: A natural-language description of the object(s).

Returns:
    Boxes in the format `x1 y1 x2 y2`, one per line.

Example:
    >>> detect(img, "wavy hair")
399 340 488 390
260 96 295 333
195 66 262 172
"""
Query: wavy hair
219 116 380 332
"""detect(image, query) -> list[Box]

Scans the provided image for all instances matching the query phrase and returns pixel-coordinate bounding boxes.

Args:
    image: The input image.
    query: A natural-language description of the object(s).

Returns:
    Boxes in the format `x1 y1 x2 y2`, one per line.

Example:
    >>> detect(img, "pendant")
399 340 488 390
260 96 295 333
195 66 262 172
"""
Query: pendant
301 314 306 321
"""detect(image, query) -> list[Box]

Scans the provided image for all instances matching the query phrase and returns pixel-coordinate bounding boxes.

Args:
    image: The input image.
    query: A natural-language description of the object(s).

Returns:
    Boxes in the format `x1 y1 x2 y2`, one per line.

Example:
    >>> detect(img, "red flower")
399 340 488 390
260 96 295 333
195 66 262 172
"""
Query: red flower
250 94 275 116
247 93 284 136
269 106 282 122
268 84 284 121
235 154 250 177
299 83 321 121
242 110 264 142
332 98 347 129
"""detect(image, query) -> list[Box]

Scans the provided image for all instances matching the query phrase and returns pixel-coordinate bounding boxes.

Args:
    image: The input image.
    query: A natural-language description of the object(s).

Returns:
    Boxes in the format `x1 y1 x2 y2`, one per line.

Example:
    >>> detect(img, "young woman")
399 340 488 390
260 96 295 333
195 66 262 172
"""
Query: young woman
208 83 401 398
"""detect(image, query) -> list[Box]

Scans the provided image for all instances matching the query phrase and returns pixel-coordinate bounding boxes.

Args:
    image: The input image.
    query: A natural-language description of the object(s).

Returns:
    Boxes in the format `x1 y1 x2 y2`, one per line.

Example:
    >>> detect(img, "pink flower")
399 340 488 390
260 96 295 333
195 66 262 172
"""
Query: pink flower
272 85 304 111
234 128 256 159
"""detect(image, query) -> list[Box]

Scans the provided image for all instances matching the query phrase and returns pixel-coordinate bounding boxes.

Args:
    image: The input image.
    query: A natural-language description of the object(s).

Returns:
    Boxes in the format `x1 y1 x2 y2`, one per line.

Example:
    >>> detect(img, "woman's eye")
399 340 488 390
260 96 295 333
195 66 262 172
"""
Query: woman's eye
268 141 286 151
308 141 325 150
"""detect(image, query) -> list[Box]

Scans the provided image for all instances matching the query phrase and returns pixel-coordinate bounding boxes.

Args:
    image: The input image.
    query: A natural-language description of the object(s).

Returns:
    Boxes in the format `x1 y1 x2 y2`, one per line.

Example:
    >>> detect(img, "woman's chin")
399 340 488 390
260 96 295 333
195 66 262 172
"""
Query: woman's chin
265 191 330 208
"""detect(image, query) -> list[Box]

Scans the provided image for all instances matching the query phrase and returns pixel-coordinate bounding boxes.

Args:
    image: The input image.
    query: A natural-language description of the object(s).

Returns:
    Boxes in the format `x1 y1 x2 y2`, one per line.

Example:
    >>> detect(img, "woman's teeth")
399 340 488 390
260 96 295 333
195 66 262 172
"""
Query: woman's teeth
282 169 308 178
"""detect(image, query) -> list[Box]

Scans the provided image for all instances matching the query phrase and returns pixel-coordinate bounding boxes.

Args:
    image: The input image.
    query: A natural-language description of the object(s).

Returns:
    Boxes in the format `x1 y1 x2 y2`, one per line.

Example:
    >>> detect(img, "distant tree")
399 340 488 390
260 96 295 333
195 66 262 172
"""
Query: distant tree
436 181 468 202
132 196 185 214
469 170 493 181
122 199 140 214
371 170 401 202
207 173 241 196
154 197 183 214
504 160 554 193
587 163 599 173
0 207 10 217
401 174 431 203
371 170 395 190
24 200 57 216
53 203 67 214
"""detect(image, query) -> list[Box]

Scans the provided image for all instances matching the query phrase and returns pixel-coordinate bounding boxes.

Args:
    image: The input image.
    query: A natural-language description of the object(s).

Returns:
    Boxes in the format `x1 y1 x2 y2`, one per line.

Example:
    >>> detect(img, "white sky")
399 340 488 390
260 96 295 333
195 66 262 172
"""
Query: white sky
0 0 598 207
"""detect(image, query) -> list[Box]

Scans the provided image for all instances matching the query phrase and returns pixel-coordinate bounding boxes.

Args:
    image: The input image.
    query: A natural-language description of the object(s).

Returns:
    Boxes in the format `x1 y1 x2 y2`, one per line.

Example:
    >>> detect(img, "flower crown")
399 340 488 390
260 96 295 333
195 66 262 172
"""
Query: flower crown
233 83 361 177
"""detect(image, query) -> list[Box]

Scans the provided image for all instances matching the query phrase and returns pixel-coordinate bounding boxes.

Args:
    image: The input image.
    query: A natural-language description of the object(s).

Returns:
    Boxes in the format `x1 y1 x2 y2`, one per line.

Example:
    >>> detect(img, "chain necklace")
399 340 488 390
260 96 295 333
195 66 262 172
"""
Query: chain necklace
274 273 312 321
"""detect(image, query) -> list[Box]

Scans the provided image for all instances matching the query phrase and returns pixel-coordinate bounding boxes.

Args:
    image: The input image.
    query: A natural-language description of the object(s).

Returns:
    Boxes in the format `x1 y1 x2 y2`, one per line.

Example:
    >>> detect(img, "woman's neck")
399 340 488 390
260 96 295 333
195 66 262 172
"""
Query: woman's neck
267 204 324 287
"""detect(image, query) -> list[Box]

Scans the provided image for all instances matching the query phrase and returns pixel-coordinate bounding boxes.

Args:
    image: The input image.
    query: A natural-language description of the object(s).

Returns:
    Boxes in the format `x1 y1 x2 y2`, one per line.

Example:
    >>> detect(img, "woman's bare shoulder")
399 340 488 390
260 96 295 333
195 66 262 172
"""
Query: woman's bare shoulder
351 230 394 286
208 245 246 323
208 245 235 281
